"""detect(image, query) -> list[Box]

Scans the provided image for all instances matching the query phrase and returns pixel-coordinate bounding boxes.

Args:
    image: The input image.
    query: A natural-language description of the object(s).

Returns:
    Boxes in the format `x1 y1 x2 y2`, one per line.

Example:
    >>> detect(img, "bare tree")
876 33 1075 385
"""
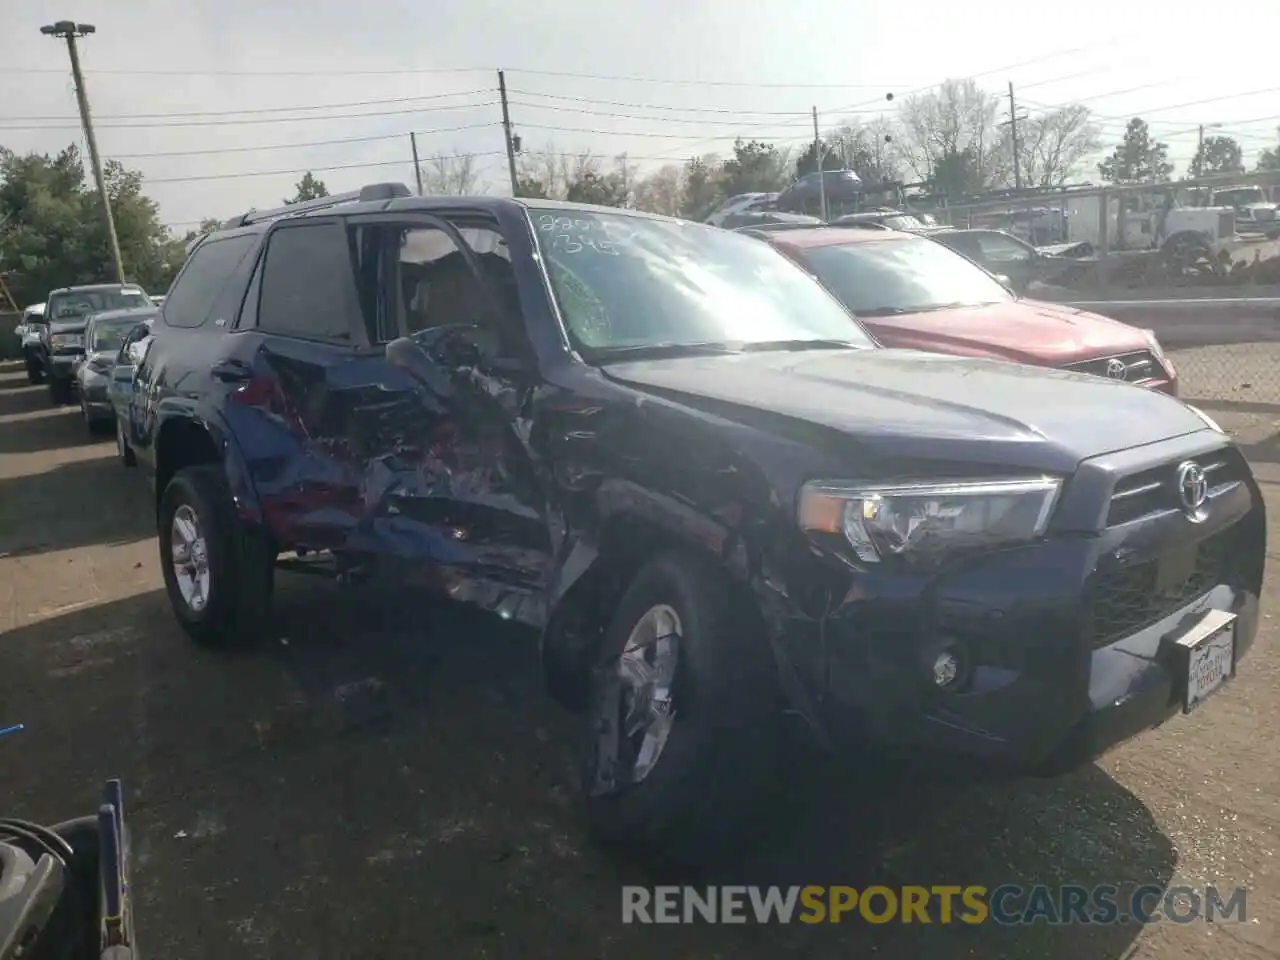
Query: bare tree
632 164 685 215
517 146 601 200
897 79 1004 191
825 117 901 184
1009 105 1102 187
420 152 484 196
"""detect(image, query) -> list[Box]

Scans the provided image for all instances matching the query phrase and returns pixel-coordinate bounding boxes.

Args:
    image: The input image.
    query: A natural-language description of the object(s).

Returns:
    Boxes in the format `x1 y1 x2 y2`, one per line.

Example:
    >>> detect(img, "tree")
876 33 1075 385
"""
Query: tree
421 153 482 195
718 139 790 196
1189 135 1244 178
1255 128 1280 172
896 79 1005 193
799 120 899 185
565 170 628 207
0 144 178 306
515 175 549 199
284 171 328 205
633 164 685 215
678 155 724 219
1011 105 1102 187
1097 119 1173 184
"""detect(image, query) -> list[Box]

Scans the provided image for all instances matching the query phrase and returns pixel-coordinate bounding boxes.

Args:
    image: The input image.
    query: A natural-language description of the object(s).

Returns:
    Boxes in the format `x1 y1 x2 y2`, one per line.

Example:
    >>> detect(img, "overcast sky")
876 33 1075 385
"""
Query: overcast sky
2 0 1278 231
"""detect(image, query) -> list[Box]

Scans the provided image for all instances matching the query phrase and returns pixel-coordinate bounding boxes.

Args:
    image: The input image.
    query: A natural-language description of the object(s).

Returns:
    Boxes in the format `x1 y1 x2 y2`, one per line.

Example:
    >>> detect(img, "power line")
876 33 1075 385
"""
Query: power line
507 99 816 126
0 64 493 77
0 88 495 123
512 120 817 141
105 126 493 160
0 102 501 132
506 89 813 116
144 151 507 185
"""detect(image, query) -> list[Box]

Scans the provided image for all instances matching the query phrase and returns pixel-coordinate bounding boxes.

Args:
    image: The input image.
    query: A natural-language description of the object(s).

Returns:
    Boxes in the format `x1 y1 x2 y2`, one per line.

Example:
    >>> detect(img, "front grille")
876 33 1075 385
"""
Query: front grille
1065 350 1161 384
1106 448 1248 526
1090 522 1237 649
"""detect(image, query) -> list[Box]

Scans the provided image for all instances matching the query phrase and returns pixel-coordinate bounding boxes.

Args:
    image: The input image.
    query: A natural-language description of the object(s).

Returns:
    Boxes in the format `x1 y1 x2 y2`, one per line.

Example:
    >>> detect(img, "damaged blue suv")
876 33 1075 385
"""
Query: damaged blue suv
126 183 1266 857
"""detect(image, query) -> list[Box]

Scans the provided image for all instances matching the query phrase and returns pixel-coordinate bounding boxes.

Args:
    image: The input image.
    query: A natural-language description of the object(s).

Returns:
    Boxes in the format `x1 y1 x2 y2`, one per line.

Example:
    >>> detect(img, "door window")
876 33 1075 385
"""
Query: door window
377 224 516 347
257 222 362 342
165 234 257 328
976 232 1034 263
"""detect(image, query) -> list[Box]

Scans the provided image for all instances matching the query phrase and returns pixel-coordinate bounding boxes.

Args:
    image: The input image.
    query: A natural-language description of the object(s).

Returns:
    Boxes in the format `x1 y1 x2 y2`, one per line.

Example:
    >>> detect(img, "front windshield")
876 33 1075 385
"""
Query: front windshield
1214 189 1265 206
797 236 1014 315
48 290 151 321
529 207 876 353
91 320 141 353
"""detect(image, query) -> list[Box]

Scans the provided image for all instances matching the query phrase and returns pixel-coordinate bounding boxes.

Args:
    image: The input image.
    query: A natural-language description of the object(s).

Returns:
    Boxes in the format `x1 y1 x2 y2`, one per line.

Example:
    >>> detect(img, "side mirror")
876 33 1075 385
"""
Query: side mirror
994 274 1014 289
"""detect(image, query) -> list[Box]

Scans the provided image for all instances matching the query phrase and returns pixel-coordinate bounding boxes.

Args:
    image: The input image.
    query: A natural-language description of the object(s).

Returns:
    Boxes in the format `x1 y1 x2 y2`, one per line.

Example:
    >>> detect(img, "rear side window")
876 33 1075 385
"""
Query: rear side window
257 223 358 342
165 235 257 328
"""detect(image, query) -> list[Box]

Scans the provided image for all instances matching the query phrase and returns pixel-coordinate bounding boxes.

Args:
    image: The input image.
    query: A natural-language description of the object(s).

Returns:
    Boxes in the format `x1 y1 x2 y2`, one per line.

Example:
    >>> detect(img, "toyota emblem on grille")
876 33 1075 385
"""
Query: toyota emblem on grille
1176 461 1209 517
1105 358 1128 379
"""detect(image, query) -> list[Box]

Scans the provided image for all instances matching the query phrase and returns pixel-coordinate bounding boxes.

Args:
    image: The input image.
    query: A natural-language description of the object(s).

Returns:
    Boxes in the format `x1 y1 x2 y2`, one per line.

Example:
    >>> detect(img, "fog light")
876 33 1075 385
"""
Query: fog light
933 649 961 688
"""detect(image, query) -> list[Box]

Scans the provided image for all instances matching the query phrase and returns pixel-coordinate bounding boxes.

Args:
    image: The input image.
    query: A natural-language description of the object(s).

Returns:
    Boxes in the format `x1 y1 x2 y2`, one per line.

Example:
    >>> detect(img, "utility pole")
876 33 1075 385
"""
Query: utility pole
41 20 125 284
498 70 520 197
410 132 424 196
1007 82 1022 192
1196 124 1205 177
812 105 827 221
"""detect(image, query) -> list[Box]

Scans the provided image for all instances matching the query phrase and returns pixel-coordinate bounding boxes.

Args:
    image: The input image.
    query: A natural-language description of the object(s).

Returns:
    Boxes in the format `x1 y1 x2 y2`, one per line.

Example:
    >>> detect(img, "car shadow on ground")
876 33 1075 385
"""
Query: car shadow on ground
1236 431 1280 467
0 451 153 557
0 402 105 456
0 383 53 418
1 583 1176 959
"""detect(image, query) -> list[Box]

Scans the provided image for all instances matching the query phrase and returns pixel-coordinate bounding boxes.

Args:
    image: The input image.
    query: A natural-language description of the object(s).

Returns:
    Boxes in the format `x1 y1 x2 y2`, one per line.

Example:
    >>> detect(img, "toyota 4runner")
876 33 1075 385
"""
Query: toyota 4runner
127 183 1266 857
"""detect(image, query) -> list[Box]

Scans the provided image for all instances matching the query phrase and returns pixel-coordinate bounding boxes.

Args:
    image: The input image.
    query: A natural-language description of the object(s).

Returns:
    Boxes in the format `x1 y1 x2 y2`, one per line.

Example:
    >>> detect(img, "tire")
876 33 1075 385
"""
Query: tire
158 464 275 647
48 377 71 406
25 354 44 384
116 418 136 467
580 550 778 862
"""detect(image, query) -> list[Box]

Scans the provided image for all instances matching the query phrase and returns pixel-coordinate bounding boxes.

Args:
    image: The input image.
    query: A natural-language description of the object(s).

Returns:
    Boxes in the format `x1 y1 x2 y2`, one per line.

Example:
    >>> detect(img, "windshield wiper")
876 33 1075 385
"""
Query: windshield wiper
590 341 744 362
740 338 868 352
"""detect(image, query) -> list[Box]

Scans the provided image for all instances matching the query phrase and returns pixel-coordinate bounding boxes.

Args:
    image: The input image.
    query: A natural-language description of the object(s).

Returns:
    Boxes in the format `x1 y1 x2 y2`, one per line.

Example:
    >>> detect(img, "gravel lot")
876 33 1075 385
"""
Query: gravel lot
1 355 1278 960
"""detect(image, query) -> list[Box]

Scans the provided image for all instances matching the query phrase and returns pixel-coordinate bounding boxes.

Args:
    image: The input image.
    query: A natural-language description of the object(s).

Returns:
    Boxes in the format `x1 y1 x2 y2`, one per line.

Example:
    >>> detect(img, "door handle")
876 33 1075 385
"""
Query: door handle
211 359 252 383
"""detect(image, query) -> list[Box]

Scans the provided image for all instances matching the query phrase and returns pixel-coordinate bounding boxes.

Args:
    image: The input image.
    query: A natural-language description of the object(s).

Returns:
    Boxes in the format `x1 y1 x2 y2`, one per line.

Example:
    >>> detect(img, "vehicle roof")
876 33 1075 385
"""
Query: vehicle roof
48 283 145 295
229 195 690 231
87 306 158 323
763 226 920 249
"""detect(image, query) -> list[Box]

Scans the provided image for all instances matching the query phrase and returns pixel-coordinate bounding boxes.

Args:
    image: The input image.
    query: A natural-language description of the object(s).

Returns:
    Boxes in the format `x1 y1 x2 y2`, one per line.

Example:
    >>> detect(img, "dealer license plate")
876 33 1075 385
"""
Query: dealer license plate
1173 609 1237 713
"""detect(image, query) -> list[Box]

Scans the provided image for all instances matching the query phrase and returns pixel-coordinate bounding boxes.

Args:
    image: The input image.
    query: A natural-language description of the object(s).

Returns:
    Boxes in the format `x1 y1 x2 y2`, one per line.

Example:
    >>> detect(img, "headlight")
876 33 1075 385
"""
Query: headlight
1185 403 1225 434
798 477 1062 565
50 333 82 348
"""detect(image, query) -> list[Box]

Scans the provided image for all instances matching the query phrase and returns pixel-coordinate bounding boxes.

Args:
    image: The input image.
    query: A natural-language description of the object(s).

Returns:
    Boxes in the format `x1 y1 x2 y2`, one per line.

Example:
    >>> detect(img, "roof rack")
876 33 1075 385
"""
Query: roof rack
223 182 412 229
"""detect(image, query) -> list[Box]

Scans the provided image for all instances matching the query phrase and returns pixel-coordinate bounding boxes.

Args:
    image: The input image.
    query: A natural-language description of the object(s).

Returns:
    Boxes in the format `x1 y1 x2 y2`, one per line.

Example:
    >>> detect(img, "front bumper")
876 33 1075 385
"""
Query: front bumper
47 353 81 380
763 433 1264 771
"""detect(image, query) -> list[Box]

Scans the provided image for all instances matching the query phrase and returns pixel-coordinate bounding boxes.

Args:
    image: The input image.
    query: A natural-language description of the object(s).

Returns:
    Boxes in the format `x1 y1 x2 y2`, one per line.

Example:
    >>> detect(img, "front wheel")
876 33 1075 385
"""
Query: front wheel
158 464 275 647
580 551 778 861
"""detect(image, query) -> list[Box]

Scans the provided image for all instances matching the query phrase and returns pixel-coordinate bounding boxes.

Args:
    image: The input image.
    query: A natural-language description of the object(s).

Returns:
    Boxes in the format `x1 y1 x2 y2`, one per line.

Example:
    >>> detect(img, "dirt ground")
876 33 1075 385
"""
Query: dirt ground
1 354 1278 960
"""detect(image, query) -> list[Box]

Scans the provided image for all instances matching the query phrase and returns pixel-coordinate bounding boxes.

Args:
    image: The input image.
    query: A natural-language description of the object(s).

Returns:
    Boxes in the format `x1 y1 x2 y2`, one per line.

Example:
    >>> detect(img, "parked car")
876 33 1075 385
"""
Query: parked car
132 183 1261 859
703 192 779 228
107 317 156 465
928 228 1080 293
74 306 158 433
753 225 1179 394
150 295 166 307
15 303 46 383
775 168 864 212
38 284 151 404
832 210 937 233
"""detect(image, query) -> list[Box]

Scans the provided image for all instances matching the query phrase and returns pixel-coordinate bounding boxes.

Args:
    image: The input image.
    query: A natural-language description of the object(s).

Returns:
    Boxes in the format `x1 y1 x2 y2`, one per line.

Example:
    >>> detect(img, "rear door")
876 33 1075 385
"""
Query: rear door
231 219 370 551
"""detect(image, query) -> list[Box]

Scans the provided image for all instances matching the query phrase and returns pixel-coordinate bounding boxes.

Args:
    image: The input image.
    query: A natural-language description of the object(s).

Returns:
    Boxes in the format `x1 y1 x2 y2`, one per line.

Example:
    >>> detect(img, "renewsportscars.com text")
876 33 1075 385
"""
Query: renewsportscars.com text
621 884 1248 925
